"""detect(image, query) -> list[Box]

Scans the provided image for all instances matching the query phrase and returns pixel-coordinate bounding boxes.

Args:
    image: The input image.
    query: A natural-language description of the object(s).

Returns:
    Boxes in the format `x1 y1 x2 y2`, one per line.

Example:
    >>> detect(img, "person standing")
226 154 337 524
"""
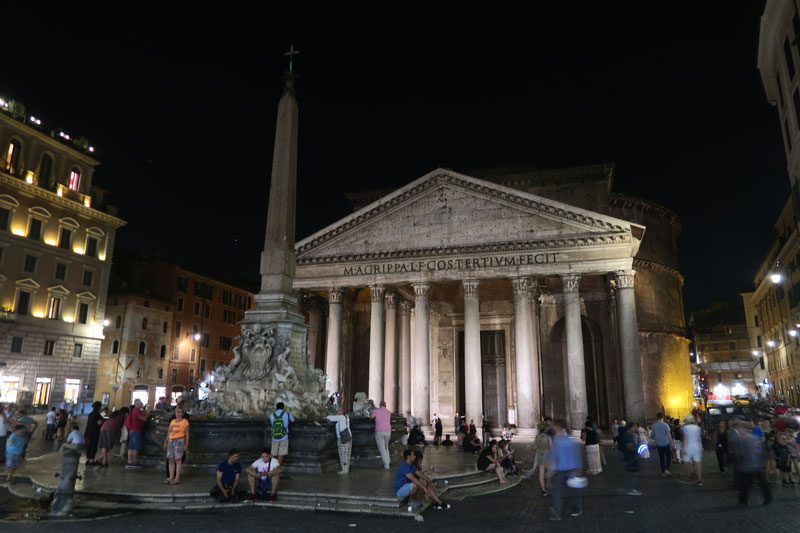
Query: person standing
652 412 673 477
163 406 189 485
524 422 552 496
681 415 703 486
611 418 620 444
125 399 148 469
269 402 296 467
328 406 352 474
45 407 57 441
712 420 729 474
729 419 771 506
481 416 491 447
97 407 128 467
434 414 443 445
84 401 103 465
453 413 460 435
620 421 642 495
371 401 392 469
548 425 583 521
581 420 602 475
672 419 683 463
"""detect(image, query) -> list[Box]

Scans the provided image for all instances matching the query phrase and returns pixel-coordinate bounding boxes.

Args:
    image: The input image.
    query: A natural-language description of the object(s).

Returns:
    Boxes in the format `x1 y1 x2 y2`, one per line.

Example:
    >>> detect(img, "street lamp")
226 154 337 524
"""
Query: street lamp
193 333 201 341
770 273 783 284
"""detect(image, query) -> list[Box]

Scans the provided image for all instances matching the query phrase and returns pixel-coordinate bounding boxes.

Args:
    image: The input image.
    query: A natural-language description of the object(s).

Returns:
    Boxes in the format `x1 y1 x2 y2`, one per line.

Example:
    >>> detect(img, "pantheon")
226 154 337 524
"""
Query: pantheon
294 164 690 433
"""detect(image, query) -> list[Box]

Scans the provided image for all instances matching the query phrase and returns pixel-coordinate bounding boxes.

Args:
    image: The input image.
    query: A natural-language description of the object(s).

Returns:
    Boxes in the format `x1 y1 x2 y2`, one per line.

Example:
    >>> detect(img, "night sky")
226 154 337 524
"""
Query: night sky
3 5 788 317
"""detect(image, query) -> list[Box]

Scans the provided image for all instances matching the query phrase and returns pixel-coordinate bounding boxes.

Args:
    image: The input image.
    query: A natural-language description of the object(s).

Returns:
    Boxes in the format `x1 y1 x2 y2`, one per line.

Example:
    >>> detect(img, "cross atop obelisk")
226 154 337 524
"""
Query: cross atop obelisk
284 45 300 75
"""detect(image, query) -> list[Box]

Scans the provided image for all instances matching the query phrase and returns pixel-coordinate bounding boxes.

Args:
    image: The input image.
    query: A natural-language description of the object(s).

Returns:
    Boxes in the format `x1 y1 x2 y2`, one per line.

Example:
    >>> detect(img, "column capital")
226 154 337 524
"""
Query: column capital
511 277 530 296
614 270 636 289
412 282 431 301
385 291 397 309
398 300 412 315
370 285 386 302
462 279 481 298
561 274 580 294
328 287 345 304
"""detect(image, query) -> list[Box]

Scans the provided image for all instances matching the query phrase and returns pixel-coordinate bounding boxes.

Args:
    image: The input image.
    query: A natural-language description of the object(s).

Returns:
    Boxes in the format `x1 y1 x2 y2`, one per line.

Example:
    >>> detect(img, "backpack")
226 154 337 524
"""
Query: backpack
272 411 287 440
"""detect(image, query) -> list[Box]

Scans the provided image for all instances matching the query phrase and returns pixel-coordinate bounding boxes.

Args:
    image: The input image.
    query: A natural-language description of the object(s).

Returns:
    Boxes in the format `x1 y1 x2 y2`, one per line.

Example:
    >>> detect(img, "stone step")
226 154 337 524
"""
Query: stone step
443 475 522 501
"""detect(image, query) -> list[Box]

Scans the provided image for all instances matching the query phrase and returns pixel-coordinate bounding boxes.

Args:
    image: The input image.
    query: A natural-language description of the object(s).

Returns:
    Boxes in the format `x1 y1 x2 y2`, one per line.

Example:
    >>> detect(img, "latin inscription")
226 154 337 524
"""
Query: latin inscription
342 253 558 276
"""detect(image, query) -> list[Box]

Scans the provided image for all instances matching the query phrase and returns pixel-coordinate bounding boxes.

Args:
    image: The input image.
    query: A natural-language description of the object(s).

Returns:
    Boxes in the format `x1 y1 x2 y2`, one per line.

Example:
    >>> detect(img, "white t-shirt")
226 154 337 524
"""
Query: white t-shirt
251 457 280 479
326 414 350 440
46 411 57 425
66 429 85 445
682 423 702 453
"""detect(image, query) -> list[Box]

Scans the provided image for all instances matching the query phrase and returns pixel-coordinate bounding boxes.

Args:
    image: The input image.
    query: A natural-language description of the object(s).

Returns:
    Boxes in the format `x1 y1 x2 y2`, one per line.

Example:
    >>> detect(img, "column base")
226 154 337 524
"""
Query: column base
509 427 539 441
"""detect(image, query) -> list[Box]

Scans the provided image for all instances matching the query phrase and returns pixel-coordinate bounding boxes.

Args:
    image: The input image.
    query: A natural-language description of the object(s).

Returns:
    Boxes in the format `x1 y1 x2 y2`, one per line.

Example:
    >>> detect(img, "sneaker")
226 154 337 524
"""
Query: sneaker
549 507 561 521
410 500 424 510
696 481 703 487
628 490 642 496
541 490 550 497
434 504 451 510
570 510 583 517
124 464 135 469
337 470 347 475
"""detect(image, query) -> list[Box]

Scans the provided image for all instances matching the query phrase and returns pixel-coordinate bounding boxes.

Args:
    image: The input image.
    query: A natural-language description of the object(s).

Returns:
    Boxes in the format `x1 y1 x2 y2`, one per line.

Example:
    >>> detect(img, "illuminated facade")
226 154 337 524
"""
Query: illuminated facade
0 112 125 408
94 294 172 409
296 165 692 429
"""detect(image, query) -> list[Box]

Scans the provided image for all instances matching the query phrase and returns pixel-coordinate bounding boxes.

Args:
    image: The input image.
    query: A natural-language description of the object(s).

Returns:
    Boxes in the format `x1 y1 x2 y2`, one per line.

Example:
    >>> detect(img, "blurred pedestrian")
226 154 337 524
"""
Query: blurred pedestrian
729 419 771 507
549 425 584 521
682 415 703 486
581 420 602 475
620 421 642 495
652 412 673 477
712 420 729 474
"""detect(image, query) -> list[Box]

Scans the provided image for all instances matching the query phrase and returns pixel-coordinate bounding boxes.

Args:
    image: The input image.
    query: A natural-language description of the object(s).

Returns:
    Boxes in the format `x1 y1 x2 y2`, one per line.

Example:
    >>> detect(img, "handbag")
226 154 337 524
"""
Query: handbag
339 416 352 443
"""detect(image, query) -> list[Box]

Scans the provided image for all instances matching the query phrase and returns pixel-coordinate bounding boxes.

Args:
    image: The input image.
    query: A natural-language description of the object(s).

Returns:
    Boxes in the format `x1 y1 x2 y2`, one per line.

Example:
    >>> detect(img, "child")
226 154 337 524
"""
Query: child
5 425 29 481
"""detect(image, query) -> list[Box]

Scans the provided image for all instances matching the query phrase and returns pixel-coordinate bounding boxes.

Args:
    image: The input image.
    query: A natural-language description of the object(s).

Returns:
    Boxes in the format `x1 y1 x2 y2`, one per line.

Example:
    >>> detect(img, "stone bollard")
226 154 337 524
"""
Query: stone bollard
50 443 84 518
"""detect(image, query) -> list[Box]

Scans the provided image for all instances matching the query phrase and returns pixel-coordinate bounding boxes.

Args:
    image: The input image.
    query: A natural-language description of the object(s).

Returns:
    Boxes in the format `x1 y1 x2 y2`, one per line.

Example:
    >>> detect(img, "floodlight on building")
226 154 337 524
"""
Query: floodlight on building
790 330 798 337
770 273 783 284
767 340 776 348
88 146 95 153
102 319 110 327
752 349 760 356
193 333 201 341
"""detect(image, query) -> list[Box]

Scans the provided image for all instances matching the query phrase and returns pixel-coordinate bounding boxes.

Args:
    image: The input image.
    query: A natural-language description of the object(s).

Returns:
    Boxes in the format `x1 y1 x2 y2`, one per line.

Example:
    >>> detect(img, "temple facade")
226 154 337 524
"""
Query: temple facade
295 164 691 432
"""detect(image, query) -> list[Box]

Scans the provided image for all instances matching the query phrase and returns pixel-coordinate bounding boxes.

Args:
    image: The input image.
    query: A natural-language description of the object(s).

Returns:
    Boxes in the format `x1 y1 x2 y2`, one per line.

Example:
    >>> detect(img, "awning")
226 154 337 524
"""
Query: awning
693 360 759 373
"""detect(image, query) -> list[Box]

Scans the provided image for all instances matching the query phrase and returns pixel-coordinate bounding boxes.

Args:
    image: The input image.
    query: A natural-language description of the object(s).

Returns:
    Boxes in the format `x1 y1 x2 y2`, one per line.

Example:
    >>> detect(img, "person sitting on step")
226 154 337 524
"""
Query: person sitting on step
408 424 427 446
210 449 243 503
442 434 455 447
245 447 281 501
413 450 450 510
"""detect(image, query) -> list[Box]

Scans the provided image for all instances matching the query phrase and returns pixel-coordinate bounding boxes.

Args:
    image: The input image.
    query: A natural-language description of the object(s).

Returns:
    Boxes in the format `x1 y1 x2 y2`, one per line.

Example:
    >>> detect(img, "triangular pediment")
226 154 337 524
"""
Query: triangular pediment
297 169 643 263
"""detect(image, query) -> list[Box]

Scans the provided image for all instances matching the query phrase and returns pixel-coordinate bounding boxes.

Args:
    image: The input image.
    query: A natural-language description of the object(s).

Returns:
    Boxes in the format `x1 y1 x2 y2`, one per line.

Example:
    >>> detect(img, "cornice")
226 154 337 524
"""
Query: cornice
0 172 125 228
297 232 631 265
609 193 681 233
633 258 684 285
298 171 629 257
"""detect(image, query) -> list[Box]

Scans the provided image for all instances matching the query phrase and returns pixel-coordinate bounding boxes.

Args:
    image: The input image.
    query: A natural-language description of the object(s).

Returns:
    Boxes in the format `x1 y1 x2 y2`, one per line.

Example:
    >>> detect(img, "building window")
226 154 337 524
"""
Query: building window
136 367 143 379
175 320 182 338
115 315 122 329
778 71 786 108
202 333 210 348
177 297 184 311
176 277 188 292
10 336 23 353
144 300 150 308
16 290 31 315
194 301 200 316
68 168 81 191
200 359 206 373
171 369 177 384
78 302 90 324
138 341 146 355
754 315 759 327
172 346 179 360
190 349 196 363
189 369 195 384
142 317 148 330
4 140 21 175
83 270 93 287
54 262 67 281
192 324 199 334
59 227 72 250
160 345 166 358
112 339 119 354
158 369 164 380
39 154 53 186
23 254 37 273
0 206 9 231
73 343 83 358
219 336 232 350
33 377 51 406
758 335 763 347
163 321 168 334
46 296 62 319
85 236 99 258
44 340 54 355
204 304 210 319
28 217 42 241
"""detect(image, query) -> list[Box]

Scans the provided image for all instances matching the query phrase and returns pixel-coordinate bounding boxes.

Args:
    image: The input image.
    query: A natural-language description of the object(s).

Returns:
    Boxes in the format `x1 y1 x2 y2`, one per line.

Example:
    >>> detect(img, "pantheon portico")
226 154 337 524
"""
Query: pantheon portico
295 166 692 433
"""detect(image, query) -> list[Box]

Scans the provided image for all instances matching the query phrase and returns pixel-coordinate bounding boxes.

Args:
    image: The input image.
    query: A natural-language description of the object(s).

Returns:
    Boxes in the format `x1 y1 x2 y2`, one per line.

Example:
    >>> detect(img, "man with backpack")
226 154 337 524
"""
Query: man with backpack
269 402 295 466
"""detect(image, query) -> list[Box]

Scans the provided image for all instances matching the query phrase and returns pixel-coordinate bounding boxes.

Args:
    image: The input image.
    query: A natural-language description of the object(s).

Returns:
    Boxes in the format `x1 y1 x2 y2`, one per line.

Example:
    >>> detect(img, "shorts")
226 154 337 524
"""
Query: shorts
167 438 185 459
98 430 115 450
5 453 20 470
127 431 142 451
255 477 272 495
396 482 413 499
683 448 702 463
271 440 289 456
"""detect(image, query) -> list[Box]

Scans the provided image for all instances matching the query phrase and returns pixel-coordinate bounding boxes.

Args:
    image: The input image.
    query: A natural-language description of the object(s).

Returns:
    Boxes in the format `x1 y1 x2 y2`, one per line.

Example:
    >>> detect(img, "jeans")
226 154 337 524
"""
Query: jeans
550 471 582 515
375 431 391 468
656 445 671 473
715 449 726 472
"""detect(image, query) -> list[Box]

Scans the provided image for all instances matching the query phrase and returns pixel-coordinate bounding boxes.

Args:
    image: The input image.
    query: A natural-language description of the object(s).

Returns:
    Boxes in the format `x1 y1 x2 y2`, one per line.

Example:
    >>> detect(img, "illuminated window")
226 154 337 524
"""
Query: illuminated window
138 341 146 355
77 302 89 324
0 376 20 403
68 168 81 191
4 140 20 175
39 154 53 186
46 296 62 319
112 339 119 354
16 290 31 315
59 227 72 250
34 377 51 406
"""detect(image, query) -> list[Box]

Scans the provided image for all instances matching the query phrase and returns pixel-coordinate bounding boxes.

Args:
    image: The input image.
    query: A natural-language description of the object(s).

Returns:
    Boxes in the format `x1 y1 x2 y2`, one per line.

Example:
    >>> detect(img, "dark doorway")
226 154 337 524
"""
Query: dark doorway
456 330 508 428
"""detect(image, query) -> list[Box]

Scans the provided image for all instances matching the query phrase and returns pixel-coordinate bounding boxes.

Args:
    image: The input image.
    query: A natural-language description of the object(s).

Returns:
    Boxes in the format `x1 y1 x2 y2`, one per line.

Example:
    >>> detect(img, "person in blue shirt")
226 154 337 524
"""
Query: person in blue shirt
210 449 242 502
548 425 584 521
5 425 29 481
395 449 425 510
270 402 296 467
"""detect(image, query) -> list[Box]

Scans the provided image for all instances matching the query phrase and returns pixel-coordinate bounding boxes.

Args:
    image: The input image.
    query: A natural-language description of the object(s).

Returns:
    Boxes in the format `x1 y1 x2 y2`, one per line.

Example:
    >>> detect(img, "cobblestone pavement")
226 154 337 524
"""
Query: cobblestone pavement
4 441 800 532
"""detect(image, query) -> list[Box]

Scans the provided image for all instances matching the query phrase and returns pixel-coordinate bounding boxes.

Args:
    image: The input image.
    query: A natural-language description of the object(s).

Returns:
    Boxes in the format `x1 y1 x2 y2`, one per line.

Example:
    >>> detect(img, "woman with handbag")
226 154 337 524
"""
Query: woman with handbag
327 406 352 474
